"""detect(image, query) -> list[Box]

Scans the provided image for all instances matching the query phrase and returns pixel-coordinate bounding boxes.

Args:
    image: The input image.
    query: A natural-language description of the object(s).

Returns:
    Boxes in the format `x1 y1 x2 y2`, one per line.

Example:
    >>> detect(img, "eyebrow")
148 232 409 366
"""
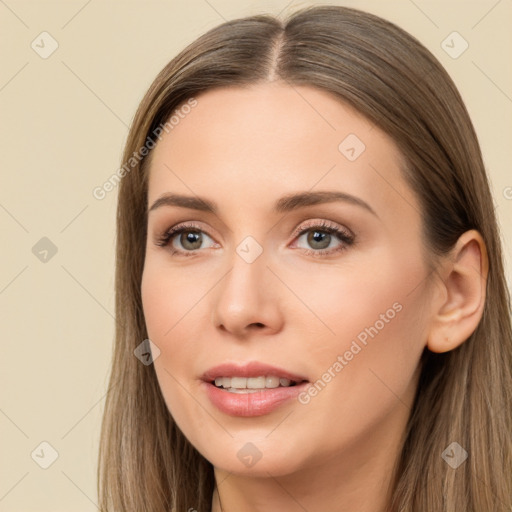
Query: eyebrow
148 190 377 217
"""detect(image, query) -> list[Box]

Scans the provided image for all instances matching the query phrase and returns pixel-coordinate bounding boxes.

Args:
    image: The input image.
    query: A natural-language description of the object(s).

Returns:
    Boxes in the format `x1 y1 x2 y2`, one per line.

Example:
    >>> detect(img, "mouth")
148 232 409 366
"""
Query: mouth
201 362 310 416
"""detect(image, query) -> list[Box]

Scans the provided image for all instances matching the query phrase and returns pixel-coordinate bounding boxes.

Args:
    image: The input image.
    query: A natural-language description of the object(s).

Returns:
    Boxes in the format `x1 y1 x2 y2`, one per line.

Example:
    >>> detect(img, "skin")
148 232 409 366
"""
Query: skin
141 83 487 512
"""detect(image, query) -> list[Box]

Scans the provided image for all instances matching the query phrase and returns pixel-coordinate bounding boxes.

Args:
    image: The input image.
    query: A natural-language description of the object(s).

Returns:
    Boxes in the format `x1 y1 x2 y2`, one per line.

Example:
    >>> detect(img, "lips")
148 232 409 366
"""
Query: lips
201 361 310 417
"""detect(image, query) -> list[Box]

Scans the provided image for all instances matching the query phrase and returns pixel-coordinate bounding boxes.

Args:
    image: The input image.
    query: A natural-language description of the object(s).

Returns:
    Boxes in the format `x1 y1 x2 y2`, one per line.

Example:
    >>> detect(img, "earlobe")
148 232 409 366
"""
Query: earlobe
426 230 488 354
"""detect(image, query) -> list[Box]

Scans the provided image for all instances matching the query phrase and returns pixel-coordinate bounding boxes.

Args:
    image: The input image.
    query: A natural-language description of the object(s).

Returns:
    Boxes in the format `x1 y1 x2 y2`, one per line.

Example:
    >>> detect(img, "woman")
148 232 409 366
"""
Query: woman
97 5 512 511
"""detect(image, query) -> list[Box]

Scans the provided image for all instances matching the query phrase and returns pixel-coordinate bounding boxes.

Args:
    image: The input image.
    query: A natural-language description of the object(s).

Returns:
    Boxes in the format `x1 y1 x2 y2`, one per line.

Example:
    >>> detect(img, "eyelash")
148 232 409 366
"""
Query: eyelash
154 220 355 258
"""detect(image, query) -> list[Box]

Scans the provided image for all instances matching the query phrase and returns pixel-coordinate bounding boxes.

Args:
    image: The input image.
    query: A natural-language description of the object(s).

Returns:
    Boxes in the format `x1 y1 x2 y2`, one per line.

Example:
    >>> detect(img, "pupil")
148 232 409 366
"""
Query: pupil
308 231 330 249
182 231 201 250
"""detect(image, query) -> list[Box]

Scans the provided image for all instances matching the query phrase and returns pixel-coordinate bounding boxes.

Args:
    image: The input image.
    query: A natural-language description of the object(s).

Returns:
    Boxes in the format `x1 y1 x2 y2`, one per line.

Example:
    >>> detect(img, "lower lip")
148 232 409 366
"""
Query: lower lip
203 381 309 417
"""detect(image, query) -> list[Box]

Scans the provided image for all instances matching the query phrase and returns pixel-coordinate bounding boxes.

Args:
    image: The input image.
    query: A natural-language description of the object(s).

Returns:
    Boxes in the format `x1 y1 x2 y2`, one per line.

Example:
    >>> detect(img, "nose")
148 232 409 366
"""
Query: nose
211 245 284 340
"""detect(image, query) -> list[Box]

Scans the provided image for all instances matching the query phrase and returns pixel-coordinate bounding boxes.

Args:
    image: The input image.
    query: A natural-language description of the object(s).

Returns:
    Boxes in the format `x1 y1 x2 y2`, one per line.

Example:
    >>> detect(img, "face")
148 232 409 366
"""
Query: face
141 83 433 477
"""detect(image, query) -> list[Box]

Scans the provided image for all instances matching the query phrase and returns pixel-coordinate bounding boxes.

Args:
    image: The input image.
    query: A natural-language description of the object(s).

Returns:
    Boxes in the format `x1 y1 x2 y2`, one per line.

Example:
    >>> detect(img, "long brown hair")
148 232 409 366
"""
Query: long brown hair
97 5 512 511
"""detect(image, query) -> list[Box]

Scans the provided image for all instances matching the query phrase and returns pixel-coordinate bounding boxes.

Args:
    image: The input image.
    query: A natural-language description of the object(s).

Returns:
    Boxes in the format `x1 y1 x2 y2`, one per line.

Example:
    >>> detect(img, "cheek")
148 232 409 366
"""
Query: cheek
293 254 429 450
141 265 199 375
306 301 426 455
141 261 213 425
141 256 212 342
278 246 428 363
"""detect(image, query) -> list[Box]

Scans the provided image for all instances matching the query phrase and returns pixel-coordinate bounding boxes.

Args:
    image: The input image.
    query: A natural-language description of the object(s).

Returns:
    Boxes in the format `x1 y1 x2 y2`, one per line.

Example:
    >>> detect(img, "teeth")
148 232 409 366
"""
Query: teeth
213 375 296 390
247 376 266 389
226 388 261 394
266 376 280 388
231 377 247 389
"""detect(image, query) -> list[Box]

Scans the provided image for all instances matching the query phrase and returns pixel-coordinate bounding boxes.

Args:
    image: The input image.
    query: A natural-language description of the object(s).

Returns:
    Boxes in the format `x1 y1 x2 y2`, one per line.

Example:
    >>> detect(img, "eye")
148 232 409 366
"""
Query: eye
291 220 355 257
154 219 355 257
154 222 217 257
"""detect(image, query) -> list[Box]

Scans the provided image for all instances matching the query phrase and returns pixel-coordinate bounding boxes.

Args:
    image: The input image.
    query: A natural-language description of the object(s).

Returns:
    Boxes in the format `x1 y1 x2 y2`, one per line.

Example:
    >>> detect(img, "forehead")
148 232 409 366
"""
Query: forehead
146 83 419 224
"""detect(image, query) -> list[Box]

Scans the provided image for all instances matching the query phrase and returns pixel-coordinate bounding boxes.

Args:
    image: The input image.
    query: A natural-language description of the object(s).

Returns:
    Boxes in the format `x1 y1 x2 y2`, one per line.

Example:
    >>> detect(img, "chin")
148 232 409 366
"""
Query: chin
199 438 308 477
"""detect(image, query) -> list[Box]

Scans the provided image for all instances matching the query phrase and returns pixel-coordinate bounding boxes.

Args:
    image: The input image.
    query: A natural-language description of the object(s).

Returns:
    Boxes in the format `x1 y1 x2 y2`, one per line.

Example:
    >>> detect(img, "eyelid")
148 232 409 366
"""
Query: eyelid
290 218 353 240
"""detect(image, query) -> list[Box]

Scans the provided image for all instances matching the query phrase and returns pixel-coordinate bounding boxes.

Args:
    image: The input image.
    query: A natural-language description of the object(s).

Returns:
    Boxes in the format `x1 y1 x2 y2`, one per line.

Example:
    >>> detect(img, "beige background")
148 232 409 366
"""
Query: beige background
0 0 510 510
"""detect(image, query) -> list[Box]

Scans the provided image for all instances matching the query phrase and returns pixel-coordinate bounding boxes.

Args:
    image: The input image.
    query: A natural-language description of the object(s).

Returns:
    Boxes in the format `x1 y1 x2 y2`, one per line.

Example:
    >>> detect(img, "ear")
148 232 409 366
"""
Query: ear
426 229 489 353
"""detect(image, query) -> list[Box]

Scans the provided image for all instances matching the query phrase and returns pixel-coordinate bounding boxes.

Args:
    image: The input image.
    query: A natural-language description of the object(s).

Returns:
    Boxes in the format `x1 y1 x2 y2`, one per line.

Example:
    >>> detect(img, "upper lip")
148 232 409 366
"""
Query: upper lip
201 361 309 383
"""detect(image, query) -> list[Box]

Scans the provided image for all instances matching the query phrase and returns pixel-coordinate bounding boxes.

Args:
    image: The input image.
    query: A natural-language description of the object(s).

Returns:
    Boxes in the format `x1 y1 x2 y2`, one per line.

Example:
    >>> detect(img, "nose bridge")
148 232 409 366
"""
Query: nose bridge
220 237 268 312
212 235 281 334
